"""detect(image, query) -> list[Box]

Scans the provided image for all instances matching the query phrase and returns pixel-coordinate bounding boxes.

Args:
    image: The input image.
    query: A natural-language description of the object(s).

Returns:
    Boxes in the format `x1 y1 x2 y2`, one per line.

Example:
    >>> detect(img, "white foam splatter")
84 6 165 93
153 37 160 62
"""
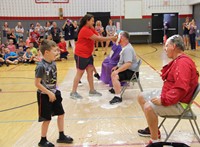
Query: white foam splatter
97 131 113 135
77 120 85 124
86 134 92 138
101 103 119 109
114 140 126 144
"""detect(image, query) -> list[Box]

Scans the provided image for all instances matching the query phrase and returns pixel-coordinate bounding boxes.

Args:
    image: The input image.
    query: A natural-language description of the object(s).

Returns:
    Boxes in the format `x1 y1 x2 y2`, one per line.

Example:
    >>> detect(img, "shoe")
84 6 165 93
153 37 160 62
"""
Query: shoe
94 73 100 80
95 48 98 51
146 140 153 147
138 127 161 139
89 90 102 97
57 135 73 144
93 54 97 56
109 88 115 94
109 96 122 104
104 52 107 55
38 141 55 147
70 92 83 99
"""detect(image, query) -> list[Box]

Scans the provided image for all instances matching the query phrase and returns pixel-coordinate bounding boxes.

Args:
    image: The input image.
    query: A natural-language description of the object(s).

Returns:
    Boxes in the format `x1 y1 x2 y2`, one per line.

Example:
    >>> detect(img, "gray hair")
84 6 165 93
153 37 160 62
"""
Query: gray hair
121 31 130 40
168 35 185 51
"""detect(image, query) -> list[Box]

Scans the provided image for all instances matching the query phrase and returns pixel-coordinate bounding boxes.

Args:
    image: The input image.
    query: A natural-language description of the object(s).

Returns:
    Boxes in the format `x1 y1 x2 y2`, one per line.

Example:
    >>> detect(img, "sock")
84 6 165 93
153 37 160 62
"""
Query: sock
59 131 65 139
150 138 158 143
115 94 121 98
39 137 47 144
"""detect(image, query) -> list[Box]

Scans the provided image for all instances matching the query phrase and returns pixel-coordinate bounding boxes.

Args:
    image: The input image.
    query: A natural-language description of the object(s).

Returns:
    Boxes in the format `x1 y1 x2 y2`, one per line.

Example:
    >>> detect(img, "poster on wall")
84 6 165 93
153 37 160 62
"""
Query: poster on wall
35 0 69 3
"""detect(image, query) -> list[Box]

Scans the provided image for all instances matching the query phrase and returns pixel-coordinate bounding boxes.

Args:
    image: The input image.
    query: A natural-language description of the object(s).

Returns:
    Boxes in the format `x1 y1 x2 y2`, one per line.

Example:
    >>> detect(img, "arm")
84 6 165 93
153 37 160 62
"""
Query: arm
90 34 117 42
23 52 27 59
161 60 193 106
115 62 132 73
35 78 56 102
62 22 67 30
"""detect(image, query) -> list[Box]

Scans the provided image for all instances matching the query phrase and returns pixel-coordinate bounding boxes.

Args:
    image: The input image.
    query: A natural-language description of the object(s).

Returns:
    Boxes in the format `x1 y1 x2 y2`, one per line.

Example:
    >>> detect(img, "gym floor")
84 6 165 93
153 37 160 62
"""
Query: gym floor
0 44 200 147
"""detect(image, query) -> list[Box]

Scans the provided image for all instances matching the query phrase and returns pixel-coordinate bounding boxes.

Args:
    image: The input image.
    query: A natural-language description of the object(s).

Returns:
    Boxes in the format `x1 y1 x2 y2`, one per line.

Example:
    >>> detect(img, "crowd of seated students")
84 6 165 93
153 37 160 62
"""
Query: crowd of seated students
0 21 73 67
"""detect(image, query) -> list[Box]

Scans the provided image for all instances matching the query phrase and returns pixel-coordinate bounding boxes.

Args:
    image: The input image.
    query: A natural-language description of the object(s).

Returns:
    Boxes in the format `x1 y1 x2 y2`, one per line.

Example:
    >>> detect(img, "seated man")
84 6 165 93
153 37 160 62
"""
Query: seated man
100 43 122 86
109 31 138 104
137 35 199 146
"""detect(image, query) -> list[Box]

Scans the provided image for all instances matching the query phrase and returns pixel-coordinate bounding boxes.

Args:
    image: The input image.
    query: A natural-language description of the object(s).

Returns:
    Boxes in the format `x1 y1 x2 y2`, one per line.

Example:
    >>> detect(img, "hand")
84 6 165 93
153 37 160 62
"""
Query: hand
111 66 117 71
151 97 162 105
111 36 118 42
111 69 119 78
48 91 56 102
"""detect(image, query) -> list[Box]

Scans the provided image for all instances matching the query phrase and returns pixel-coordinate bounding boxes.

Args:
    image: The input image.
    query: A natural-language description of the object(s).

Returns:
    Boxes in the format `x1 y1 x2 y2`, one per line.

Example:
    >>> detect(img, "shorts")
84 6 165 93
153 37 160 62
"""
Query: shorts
37 90 65 122
142 89 184 116
183 34 189 38
8 58 18 61
60 52 69 59
74 55 93 70
118 69 138 81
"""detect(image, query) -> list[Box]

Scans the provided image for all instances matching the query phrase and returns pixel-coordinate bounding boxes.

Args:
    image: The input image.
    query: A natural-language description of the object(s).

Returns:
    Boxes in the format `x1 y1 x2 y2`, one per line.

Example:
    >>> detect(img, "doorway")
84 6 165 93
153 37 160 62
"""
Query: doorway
152 13 178 43
87 12 110 36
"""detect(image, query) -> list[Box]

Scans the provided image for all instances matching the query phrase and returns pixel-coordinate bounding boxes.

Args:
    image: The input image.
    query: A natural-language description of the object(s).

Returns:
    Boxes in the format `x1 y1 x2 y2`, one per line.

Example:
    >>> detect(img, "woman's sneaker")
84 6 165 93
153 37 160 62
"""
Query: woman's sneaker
89 90 102 97
138 127 161 139
70 92 83 99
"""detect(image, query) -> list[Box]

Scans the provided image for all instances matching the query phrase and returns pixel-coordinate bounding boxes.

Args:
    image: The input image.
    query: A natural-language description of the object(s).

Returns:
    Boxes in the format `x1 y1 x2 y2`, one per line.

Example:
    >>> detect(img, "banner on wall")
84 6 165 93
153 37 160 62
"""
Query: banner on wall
35 0 69 3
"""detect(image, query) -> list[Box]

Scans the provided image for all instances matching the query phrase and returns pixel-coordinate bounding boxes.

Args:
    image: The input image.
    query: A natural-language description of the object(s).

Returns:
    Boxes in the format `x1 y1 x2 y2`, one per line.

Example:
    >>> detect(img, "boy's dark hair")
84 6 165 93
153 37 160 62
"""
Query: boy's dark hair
39 39 57 55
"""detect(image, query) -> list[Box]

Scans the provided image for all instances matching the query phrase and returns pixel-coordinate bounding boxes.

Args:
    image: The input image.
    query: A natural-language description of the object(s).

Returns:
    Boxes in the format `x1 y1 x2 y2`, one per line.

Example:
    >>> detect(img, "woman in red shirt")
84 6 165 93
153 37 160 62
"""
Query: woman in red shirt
70 14 116 99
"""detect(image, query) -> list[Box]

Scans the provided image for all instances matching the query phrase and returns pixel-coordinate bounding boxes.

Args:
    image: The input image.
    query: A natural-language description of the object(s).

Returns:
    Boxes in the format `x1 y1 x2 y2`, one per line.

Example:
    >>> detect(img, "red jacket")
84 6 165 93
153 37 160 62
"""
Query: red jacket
161 54 199 106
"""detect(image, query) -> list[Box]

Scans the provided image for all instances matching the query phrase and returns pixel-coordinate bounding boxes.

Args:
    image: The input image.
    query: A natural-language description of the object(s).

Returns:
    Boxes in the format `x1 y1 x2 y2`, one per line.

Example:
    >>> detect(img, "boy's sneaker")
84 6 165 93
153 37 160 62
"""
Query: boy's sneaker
70 92 83 99
138 127 161 139
57 135 73 144
109 88 115 94
109 96 122 104
89 90 102 97
94 73 100 80
38 141 55 147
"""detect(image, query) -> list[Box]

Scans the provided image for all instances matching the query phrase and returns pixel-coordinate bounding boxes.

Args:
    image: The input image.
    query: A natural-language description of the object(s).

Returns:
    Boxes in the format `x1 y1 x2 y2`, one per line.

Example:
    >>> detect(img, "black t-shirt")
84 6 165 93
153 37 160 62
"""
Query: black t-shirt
50 27 61 43
63 24 75 40
7 33 17 44
35 59 57 93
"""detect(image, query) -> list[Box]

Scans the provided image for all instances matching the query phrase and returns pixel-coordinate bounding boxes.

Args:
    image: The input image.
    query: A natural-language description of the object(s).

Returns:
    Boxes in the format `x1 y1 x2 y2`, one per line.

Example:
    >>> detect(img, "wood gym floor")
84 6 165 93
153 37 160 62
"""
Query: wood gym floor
0 44 200 147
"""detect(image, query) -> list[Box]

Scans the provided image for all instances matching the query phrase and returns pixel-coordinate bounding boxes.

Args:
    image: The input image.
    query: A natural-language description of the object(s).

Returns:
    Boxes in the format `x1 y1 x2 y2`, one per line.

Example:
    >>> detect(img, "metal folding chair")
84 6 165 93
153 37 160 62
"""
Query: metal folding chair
120 59 143 97
158 83 200 142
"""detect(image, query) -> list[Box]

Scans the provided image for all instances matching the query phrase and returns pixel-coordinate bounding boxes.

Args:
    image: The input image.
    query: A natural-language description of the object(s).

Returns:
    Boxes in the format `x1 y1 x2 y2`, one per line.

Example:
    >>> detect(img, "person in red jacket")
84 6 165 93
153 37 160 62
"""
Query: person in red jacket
70 14 116 99
137 35 199 146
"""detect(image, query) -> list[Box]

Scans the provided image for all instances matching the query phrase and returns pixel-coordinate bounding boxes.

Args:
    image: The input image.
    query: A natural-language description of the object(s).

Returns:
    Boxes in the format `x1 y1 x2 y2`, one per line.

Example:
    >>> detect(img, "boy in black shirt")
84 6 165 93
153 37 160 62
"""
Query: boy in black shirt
35 40 73 147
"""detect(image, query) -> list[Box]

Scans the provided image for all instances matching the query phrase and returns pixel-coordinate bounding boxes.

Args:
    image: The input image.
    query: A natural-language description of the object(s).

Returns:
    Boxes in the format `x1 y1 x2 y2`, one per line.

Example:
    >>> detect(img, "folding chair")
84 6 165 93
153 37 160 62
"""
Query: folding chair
120 59 143 97
158 83 200 142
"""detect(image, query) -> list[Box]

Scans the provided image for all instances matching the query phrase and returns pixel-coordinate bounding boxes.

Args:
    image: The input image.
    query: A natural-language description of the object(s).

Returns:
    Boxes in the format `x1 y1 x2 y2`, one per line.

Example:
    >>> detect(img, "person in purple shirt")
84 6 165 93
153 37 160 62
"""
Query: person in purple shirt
100 43 122 86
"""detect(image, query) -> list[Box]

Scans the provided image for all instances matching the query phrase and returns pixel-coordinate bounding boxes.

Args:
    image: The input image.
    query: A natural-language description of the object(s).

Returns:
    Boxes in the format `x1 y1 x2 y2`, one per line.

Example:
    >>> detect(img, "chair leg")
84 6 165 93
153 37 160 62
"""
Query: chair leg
159 118 169 140
164 118 182 142
192 119 200 142
120 85 127 97
135 76 143 92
